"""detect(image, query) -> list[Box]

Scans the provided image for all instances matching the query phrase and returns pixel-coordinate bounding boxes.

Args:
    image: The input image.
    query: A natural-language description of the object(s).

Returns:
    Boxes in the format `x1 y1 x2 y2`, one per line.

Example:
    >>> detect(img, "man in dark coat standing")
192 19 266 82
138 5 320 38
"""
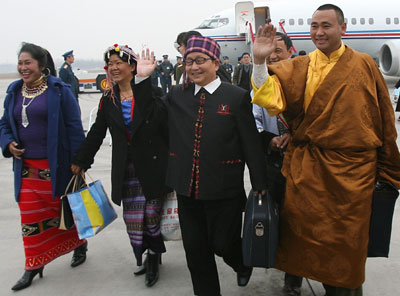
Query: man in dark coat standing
173 56 183 84
159 55 174 93
222 56 233 82
59 50 79 101
135 36 268 296
233 52 253 91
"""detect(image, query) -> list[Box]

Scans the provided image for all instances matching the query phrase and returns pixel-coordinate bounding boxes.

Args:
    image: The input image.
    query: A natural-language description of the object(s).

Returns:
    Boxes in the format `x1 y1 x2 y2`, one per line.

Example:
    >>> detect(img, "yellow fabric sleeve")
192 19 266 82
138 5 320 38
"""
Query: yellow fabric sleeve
251 75 286 116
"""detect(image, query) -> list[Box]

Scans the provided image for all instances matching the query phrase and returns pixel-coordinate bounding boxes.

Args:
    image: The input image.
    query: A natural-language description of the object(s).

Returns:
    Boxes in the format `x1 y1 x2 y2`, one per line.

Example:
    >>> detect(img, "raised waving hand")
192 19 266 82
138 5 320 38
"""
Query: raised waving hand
136 48 157 78
253 24 277 64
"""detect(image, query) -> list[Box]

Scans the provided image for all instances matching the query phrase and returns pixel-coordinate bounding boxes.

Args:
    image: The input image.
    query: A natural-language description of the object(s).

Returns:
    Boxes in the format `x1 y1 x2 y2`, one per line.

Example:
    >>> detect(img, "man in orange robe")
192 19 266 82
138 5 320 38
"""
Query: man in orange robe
251 4 400 295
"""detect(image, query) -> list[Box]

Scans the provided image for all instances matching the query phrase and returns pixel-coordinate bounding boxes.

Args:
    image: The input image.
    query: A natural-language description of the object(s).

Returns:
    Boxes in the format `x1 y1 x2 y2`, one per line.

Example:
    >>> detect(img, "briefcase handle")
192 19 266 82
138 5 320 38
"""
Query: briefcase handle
253 191 264 206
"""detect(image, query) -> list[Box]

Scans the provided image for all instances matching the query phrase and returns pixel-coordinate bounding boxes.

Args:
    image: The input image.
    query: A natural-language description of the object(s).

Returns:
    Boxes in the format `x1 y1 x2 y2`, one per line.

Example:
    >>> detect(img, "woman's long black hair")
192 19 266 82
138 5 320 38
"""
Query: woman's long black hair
18 42 57 76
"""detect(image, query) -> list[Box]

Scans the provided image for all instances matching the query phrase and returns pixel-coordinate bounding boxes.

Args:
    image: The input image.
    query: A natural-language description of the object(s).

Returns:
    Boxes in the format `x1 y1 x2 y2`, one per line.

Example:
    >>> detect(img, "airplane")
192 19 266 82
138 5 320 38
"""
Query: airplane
193 0 400 77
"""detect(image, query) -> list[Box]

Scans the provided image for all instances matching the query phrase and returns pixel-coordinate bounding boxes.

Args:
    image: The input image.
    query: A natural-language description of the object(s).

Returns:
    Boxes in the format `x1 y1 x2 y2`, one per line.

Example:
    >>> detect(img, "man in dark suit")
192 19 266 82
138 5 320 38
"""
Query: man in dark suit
159 55 174 93
135 36 267 296
233 52 253 91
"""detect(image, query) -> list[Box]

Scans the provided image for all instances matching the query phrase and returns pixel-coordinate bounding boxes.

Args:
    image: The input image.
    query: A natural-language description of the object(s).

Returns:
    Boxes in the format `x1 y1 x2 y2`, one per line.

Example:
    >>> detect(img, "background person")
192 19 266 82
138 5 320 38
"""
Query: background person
174 56 183 84
233 52 253 91
159 54 174 93
222 56 233 82
395 79 400 121
59 50 79 102
150 55 159 87
0 42 87 291
252 5 400 295
71 44 169 288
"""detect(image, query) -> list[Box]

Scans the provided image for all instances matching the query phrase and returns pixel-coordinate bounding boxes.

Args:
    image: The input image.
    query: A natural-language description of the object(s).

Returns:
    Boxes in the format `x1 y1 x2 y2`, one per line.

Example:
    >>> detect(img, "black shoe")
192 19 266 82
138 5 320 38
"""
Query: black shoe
237 266 253 287
11 267 44 291
71 241 88 267
283 273 303 295
283 285 301 296
134 256 147 276
145 253 161 287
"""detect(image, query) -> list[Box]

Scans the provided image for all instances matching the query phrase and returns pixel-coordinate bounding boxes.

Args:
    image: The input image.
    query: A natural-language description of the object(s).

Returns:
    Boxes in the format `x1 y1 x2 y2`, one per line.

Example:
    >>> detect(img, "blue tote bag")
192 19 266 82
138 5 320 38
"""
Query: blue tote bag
67 174 117 239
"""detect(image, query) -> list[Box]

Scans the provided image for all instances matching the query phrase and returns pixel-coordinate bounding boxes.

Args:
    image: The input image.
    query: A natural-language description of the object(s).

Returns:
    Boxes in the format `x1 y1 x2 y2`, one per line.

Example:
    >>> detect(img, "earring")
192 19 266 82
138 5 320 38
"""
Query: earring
42 68 50 76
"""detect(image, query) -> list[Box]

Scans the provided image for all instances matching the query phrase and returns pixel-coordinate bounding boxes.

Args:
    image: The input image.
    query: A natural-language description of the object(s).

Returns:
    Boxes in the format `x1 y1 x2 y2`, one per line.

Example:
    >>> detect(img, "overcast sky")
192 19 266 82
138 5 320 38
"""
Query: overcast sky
1 0 244 66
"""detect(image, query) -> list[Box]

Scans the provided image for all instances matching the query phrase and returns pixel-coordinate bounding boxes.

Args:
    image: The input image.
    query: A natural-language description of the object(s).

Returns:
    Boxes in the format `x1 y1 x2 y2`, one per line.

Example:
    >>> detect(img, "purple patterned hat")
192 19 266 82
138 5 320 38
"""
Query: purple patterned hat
184 36 221 60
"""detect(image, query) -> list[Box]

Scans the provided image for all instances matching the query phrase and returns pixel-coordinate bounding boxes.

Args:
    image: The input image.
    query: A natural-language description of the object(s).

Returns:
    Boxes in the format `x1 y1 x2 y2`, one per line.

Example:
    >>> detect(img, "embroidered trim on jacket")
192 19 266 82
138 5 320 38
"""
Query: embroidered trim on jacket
188 92 206 198
221 159 242 165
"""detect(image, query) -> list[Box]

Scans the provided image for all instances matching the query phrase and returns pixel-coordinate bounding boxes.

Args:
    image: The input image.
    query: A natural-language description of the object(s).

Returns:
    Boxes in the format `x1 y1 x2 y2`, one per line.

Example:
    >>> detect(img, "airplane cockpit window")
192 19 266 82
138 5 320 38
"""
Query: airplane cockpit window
196 18 229 29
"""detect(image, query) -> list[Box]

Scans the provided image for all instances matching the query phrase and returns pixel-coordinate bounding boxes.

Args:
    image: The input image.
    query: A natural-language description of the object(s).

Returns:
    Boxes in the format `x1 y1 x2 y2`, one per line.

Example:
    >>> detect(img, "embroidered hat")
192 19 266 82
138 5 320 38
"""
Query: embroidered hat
184 36 220 61
104 44 137 65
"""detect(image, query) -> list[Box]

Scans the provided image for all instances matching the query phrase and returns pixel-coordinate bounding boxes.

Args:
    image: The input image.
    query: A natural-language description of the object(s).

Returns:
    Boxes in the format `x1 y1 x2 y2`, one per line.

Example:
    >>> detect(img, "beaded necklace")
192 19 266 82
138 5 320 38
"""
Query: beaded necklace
21 75 48 128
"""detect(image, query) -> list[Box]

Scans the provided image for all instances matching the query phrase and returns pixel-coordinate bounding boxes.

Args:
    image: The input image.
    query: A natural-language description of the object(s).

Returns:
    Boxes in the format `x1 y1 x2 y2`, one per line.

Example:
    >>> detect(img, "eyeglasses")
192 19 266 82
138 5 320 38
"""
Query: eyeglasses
184 57 213 66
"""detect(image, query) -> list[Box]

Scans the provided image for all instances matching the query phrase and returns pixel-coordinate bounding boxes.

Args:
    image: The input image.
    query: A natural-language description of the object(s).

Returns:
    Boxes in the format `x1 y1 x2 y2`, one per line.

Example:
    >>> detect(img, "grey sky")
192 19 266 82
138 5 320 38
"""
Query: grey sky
1 0 241 66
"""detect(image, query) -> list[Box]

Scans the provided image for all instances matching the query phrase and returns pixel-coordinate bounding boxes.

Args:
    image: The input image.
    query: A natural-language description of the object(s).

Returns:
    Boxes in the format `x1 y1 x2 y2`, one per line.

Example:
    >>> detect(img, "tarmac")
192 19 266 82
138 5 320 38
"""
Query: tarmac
0 77 399 296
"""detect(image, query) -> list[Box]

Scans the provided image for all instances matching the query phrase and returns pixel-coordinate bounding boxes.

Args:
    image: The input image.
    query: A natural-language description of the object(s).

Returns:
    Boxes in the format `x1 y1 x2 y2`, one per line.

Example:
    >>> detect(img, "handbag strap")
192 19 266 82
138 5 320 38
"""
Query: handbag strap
80 171 90 187
64 175 78 195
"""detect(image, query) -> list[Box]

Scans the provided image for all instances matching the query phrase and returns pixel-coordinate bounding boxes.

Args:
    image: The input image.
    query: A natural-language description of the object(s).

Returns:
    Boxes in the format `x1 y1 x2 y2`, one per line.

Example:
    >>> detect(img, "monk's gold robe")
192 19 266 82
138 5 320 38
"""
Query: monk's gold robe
252 46 400 289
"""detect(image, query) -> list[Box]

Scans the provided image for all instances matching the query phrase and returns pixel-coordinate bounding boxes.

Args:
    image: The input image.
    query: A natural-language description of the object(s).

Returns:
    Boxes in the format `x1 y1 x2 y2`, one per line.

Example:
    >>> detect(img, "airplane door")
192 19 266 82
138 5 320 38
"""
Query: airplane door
254 6 270 29
235 1 255 35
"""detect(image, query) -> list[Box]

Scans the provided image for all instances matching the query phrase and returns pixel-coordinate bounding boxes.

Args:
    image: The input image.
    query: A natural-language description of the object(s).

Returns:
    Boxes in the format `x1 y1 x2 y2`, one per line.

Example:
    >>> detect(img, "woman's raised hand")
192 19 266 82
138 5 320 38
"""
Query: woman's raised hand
136 48 157 78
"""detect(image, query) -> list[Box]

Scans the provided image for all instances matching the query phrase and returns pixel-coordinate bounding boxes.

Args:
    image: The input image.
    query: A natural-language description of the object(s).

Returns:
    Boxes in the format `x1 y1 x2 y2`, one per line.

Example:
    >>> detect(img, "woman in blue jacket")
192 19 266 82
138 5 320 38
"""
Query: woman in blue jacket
0 43 87 291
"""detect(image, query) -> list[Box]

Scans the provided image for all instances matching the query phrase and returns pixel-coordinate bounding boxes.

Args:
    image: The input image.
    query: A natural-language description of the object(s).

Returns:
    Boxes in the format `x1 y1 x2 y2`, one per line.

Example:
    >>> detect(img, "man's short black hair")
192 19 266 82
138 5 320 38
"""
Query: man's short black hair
275 32 293 51
176 31 202 46
241 52 251 58
315 4 345 24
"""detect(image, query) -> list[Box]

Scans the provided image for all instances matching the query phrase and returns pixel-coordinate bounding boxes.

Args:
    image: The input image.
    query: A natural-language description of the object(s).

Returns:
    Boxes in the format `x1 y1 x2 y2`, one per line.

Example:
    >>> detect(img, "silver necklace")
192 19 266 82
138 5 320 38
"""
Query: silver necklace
20 78 48 128
21 96 37 128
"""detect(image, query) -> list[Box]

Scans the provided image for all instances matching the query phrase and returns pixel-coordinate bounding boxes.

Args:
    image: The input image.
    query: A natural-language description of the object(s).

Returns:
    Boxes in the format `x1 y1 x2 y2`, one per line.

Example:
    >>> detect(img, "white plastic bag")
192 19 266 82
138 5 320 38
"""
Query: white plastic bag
160 191 181 241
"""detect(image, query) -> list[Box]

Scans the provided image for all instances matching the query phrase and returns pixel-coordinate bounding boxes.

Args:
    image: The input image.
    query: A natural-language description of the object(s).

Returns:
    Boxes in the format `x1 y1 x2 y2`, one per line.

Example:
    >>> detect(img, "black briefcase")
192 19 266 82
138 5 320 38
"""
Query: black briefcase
242 190 279 268
368 183 399 257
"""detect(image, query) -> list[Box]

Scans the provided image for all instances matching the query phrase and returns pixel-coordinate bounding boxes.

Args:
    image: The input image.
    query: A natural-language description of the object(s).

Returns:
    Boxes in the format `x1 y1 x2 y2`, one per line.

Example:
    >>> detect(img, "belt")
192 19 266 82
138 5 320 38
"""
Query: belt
21 218 60 236
22 167 51 180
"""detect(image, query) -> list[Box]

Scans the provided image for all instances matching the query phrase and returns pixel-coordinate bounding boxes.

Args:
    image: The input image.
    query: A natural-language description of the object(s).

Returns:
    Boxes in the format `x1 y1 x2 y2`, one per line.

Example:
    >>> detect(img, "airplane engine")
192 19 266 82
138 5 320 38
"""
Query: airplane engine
379 40 400 76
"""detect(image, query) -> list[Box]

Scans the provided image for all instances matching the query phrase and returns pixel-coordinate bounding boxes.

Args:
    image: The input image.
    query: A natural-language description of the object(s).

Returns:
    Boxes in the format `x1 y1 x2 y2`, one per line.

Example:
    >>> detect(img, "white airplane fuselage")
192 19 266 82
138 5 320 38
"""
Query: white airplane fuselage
194 0 400 76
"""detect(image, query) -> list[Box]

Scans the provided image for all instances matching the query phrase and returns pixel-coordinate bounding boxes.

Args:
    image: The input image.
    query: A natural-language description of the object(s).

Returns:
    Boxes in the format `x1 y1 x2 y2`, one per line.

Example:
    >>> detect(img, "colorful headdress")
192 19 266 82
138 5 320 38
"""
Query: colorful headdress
184 36 221 61
103 44 138 103
104 44 137 65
